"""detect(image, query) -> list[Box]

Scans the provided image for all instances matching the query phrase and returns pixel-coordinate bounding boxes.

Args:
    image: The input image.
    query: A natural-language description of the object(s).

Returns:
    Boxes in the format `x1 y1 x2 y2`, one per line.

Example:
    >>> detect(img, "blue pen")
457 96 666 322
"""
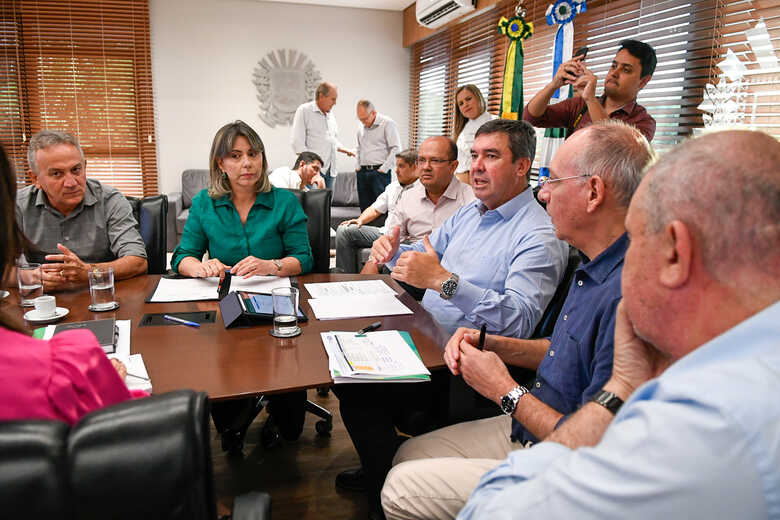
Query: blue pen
163 314 200 328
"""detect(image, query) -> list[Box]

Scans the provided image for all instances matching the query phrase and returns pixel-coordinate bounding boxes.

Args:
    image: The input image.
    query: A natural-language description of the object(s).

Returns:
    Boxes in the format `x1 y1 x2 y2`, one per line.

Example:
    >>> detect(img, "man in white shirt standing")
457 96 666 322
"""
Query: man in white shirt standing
355 99 402 211
269 151 326 191
335 149 418 273
291 81 354 189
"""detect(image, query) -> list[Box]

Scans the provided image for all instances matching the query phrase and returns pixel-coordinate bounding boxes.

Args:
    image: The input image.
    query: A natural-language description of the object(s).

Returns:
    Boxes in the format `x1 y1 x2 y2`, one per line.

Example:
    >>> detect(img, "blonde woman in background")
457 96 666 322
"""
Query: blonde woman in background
453 84 497 184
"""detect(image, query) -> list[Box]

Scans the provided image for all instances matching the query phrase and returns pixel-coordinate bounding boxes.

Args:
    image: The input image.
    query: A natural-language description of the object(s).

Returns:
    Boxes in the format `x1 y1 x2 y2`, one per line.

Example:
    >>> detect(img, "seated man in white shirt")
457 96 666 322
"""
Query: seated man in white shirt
268 151 326 191
335 149 419 274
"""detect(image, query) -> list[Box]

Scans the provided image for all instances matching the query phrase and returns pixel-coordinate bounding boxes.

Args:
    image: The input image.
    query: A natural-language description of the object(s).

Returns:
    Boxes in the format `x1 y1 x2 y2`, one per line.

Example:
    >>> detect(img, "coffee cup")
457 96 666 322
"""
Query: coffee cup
33 295 56 318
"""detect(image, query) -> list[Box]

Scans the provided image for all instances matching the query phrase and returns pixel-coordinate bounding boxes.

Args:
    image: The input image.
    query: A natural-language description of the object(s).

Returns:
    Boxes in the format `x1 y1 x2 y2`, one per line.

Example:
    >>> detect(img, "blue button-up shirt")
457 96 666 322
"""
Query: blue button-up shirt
512 233 628 444
389 188 568 337
461 300 780 519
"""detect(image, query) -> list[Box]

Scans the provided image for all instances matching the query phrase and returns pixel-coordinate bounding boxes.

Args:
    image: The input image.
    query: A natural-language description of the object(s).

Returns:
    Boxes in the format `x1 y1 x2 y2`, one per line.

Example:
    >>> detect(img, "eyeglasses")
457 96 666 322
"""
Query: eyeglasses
538 174 591 188
418 157 452 166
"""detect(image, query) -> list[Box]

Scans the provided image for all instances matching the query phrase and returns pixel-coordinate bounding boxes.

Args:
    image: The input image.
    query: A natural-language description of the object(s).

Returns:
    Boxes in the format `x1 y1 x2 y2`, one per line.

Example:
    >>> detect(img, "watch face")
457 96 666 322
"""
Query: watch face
500 395 515 415
442 279 457 295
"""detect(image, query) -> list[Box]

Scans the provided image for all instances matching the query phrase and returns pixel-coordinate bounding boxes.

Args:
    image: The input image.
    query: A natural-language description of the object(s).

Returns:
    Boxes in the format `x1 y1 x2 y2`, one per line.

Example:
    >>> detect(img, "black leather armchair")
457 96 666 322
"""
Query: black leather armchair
288 188 332 274
0 390 270 519
126 194 169 275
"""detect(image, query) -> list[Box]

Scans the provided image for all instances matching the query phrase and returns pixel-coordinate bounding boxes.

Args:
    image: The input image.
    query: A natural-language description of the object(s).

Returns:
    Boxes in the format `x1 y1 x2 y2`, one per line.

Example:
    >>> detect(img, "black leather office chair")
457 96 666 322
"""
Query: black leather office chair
0 390 270 519
446 247 581 424
127 194 169 274
289 188 332 274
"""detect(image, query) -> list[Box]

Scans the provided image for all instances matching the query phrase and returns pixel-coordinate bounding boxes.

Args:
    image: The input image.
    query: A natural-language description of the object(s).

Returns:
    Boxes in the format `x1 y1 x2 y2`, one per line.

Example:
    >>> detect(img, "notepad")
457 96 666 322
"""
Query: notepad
148 276 291 302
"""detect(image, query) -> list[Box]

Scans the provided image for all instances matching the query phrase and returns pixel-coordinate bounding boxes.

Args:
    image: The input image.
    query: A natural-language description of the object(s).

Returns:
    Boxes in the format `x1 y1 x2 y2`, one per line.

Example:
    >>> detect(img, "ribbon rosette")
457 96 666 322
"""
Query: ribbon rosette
545 0 586 26
498 16 534 41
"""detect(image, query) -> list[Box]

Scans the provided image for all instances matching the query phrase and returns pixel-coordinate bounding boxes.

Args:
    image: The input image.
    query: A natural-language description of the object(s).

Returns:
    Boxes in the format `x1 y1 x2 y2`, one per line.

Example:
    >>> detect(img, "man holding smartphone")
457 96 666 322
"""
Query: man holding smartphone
523 39 657 142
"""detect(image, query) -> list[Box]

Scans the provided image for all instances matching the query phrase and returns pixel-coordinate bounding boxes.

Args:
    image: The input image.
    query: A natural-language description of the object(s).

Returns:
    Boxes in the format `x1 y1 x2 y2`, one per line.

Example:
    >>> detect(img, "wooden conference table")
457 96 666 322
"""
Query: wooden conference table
10 274 449 401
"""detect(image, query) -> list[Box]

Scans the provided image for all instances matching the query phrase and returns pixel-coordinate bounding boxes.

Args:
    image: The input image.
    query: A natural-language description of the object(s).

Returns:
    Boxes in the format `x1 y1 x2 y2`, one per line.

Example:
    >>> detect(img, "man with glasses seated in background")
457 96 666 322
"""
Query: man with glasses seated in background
381 120 654 520
13 130 147 291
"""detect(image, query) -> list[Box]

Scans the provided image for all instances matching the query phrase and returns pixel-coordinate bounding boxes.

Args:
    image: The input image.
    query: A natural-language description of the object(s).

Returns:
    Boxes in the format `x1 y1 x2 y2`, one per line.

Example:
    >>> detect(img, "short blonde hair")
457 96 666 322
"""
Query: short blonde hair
208 121 270 198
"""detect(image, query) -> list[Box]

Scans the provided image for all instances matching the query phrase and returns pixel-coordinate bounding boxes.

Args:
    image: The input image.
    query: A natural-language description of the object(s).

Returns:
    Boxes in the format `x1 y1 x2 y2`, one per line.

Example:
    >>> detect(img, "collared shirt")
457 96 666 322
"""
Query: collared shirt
456 111 497 174
291 100 343 172
389 188 568 337
170 187 313 273
522 95 656 142
370 181 413 234
512 233 628 445
460 301 780 520
15 178 147 264
385 176 475 243
356 113 402 172
269 167 306 190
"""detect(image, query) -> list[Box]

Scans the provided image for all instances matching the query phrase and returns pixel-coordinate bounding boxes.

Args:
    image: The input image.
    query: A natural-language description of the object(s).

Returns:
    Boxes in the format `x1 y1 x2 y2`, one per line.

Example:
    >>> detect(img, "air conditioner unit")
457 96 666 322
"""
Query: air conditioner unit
416 0 476 29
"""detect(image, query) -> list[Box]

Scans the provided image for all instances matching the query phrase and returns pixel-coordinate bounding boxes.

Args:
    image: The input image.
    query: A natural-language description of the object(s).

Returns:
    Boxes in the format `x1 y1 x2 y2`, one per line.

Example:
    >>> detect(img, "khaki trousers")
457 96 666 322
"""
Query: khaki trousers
381 415 522 520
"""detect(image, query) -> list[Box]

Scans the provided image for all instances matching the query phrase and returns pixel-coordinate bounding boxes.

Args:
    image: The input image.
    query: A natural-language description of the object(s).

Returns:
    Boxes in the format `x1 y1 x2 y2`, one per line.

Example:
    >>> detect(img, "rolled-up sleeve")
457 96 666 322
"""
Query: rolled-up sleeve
380 119 402 173
522 97 579 129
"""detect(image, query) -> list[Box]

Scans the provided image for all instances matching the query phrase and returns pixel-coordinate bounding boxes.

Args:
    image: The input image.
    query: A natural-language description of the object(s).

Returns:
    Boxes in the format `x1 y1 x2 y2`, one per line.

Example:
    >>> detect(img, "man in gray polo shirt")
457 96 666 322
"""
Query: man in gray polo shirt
15 130 147 291
355 99 403 211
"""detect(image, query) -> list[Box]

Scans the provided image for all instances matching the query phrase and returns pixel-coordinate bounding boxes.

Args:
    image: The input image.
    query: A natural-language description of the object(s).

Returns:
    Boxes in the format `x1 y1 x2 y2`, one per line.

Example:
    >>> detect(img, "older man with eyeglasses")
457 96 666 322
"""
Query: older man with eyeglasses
380 120 655 520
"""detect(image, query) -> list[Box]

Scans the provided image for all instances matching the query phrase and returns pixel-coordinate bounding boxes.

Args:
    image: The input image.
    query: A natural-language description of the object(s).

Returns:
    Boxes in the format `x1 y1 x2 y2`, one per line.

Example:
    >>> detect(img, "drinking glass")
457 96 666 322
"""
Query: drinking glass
17 263 42 307
270 287 301 338
88 267 118 311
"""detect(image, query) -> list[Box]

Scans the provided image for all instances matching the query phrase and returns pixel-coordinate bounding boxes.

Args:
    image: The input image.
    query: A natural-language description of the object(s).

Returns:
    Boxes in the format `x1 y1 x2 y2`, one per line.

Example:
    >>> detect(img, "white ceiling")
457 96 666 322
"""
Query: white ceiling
257 0 414 10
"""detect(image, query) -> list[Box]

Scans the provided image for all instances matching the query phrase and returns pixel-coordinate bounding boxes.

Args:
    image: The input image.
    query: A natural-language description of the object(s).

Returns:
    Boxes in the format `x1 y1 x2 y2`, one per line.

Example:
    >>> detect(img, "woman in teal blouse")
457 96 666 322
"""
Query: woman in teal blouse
172 121 312 277
172 120 312 453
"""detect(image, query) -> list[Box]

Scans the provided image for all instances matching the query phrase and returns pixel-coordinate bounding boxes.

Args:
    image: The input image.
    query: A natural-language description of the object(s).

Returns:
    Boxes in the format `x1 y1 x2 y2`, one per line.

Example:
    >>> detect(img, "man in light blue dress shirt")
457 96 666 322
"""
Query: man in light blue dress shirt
459 130 780 519
373 118 568 338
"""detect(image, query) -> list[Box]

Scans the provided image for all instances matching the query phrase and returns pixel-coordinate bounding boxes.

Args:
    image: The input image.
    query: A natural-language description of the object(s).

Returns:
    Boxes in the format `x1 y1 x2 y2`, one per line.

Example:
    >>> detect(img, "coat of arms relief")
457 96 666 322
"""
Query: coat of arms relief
253 49 322 128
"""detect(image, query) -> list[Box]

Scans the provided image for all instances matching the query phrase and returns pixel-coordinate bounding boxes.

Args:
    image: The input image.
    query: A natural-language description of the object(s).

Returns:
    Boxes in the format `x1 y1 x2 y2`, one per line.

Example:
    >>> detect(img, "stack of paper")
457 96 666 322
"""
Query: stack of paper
305 280 413 320
149 275 291 302
321 330 430 383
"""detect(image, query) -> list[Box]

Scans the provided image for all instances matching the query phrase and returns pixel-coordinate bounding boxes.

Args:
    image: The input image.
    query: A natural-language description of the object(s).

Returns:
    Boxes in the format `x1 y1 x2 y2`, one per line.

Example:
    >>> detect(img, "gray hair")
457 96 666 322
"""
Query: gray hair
396 148 418 165
642 130 780 283
208 120 270 198
315 81 335 100
475 119 536 182
572 120 655 207
357 99 376 113
27 130 85 175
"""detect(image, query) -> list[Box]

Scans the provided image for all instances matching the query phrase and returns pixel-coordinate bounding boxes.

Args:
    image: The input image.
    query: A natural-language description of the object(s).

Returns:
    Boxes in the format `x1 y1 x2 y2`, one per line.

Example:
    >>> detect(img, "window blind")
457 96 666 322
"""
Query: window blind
0 0 158 196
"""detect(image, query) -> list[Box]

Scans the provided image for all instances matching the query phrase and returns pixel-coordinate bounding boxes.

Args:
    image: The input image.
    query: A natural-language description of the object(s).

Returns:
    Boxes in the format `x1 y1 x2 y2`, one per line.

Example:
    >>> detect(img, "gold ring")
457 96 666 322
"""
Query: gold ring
60 270 64 277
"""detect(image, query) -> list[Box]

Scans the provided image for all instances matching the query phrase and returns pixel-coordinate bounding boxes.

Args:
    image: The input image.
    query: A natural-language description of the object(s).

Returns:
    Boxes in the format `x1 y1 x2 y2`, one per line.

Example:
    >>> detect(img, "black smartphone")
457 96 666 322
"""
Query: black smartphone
574 46 589 59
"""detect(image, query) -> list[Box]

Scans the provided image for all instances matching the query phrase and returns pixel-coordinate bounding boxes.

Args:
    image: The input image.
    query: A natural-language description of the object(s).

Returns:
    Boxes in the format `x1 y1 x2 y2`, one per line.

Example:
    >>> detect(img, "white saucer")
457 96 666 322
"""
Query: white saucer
0 290 8 299
24 307 69 324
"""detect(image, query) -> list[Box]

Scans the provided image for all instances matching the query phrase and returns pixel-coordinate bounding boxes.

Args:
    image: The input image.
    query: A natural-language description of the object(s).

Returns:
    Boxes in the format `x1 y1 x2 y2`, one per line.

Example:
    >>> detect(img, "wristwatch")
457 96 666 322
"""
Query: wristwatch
590 390 624 415
439 273 459 299
500 385 529 415
272 259 283 272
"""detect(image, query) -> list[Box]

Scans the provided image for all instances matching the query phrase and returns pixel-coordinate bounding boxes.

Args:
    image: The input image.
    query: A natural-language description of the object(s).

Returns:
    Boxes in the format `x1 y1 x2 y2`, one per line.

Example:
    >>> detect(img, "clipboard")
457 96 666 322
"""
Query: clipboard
219 291 308 329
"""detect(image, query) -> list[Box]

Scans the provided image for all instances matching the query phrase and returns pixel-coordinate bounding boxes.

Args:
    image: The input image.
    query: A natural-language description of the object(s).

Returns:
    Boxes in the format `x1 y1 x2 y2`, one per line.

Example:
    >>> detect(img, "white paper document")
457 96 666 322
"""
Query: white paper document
148 275 291 302
304 279 397 299
321 330 430 383
44 320 152 393
308 294 413 320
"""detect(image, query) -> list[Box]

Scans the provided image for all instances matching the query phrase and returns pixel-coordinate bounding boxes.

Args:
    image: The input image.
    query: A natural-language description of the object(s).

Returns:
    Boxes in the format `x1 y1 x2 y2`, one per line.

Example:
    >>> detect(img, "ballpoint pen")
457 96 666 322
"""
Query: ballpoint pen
477 323 487 350
357 321 382 335
163 314 200 328
126 372 151 381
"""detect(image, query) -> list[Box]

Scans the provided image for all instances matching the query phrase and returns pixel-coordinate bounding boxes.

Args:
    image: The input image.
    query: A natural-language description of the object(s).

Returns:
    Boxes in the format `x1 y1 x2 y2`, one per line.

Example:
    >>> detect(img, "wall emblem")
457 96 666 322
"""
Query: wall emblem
253 49 322 128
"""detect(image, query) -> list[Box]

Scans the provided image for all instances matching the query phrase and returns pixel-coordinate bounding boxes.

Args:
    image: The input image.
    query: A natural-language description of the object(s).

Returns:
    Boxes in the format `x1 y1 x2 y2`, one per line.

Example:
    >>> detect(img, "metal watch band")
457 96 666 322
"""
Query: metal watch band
500 385 529 415
439 272 459 300
590 390 624 415
273 259 283 271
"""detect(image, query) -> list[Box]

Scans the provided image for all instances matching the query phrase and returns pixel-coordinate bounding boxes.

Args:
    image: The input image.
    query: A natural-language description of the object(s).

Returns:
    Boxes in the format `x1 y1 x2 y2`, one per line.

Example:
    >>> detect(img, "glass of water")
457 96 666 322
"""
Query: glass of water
88 267 118 312
17 263 42 307
270 286 301 338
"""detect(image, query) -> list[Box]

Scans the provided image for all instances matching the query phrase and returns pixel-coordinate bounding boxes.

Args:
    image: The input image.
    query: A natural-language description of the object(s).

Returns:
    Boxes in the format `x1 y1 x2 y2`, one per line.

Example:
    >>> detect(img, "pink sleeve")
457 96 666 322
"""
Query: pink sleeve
47 329 136 424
